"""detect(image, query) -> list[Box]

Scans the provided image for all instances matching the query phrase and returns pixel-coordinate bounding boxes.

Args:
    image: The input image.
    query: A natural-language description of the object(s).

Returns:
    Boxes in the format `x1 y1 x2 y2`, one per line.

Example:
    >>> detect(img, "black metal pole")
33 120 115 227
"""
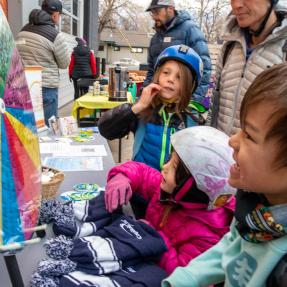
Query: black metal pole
96 57 101 78
101 58 106 75
4 255 24 287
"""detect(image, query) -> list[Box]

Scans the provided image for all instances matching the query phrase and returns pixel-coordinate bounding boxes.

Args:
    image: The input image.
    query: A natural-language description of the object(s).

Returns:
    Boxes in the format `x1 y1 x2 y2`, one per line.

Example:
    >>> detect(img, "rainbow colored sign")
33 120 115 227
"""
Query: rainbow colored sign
0 6 41 250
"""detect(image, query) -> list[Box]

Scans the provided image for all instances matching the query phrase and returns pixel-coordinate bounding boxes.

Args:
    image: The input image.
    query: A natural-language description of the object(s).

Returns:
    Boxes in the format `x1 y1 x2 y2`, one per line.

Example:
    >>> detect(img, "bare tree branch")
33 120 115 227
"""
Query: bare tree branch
98 0 148 33
177 0 230 42
98 0 230 42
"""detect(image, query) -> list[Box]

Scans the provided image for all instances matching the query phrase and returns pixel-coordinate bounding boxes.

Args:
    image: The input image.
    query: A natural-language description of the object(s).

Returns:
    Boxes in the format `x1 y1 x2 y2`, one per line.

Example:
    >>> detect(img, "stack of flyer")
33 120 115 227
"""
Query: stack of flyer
49 116 78 136
59 116 78 136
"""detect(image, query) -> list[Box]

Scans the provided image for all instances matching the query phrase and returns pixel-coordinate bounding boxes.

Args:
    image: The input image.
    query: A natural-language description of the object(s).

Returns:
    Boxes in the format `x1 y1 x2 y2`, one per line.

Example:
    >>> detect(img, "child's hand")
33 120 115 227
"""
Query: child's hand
132 83 161 114
105 173 132 213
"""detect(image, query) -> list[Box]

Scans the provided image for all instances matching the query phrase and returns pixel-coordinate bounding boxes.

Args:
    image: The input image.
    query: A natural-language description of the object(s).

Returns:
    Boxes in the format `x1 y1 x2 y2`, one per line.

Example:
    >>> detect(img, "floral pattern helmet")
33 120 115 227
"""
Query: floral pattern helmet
171 126 236 209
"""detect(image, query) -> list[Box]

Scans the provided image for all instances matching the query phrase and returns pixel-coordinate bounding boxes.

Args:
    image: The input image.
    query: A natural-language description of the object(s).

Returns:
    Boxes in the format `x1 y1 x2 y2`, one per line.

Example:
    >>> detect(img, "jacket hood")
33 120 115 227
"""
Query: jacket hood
167 10 192 29
28 9 55 26
277 0 287 12
174 10 191 25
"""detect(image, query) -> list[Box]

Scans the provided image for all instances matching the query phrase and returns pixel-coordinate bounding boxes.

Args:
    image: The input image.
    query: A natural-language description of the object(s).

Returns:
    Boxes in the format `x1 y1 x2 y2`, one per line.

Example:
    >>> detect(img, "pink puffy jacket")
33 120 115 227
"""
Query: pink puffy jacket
107 161 235 274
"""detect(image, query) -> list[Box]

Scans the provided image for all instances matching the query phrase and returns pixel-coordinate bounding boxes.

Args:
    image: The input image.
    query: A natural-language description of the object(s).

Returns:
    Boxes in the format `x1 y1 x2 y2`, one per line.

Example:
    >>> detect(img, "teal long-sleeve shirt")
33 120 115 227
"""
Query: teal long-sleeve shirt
162 220 287 287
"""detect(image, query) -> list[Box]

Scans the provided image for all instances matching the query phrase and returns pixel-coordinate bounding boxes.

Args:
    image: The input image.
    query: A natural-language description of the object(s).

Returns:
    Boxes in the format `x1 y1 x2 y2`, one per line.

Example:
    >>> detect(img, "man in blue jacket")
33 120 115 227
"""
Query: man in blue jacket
143 0 211 104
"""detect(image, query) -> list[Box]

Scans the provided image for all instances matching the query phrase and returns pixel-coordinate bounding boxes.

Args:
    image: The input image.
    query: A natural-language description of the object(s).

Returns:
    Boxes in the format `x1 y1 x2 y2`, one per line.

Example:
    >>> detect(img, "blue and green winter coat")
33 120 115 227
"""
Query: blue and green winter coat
143 10 212 104
98 103 199 171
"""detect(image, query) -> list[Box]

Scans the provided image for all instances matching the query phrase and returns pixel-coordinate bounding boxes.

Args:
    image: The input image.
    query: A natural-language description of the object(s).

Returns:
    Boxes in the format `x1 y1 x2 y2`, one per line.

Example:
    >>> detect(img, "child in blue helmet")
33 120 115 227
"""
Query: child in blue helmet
99 44 205 172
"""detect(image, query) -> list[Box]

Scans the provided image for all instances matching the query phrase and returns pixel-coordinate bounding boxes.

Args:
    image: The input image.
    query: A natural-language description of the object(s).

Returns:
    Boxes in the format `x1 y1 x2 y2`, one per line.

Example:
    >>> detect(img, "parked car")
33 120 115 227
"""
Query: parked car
113 58 140 70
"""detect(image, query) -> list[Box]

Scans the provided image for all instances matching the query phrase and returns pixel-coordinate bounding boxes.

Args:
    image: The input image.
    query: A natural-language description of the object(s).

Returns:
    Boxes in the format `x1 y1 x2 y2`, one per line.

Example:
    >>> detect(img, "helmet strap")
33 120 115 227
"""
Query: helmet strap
249 3 274 37
159 96 178 105
190 80 196 94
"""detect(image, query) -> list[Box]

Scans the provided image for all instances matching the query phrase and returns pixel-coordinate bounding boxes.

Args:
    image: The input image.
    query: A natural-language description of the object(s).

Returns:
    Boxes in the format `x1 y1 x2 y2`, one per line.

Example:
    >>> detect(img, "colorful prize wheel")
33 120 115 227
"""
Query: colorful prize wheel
0 7 41 249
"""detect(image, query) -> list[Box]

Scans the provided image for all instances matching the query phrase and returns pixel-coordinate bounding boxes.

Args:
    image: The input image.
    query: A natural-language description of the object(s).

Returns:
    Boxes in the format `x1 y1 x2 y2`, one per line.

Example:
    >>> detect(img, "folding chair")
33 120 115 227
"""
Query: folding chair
76 78 98 127
77 78 96 97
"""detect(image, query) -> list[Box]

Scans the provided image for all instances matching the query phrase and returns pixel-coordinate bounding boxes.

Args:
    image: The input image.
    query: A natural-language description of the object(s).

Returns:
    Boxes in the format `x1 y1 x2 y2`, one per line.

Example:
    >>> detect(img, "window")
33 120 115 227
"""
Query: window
114 46 120 51
61 14 71 34
72 18 78 36
63 0 71 12
131 47 143 53
60 0 81 35
98 45 104 51
73 0 78 17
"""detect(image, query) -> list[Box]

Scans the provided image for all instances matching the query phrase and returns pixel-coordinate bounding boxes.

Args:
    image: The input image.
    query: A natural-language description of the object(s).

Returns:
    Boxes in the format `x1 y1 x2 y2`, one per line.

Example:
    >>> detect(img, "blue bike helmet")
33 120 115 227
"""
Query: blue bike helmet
155 44 203 91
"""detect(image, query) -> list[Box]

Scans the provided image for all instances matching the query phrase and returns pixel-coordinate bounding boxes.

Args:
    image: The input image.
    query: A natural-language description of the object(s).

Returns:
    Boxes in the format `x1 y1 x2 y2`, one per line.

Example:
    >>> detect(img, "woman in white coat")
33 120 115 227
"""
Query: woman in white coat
208 0 287 136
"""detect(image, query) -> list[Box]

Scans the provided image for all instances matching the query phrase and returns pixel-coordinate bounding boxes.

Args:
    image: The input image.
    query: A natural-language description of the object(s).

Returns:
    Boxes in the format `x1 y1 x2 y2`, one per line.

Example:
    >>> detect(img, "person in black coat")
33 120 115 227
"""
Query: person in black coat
69 37 96 100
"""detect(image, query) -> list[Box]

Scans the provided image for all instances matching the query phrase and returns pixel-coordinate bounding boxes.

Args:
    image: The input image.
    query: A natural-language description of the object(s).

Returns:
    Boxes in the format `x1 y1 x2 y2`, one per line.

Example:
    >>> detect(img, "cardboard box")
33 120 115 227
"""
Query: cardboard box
129 70 147 82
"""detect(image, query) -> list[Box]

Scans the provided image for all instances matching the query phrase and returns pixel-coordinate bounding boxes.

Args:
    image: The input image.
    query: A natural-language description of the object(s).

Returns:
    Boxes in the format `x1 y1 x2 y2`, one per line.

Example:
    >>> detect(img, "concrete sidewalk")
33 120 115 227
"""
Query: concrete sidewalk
59 101 133 164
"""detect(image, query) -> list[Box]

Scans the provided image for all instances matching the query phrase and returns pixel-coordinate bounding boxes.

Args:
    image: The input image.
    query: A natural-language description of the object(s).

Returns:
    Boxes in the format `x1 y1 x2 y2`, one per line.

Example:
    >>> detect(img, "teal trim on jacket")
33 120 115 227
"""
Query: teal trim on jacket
162 220 287 287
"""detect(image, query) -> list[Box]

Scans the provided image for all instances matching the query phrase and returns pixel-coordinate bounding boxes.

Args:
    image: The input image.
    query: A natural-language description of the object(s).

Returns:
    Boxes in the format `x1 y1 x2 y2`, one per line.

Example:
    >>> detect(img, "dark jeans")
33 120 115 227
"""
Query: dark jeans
42 87 58 126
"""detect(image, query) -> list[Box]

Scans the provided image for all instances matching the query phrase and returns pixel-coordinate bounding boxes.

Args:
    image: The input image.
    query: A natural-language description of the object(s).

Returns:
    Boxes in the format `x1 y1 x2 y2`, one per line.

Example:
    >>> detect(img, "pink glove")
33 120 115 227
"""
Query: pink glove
105 173 132 213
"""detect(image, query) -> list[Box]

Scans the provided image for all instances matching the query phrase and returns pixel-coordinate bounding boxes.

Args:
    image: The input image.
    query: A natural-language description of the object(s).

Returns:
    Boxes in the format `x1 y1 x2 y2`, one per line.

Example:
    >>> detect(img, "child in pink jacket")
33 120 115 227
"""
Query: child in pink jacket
105 126 236 274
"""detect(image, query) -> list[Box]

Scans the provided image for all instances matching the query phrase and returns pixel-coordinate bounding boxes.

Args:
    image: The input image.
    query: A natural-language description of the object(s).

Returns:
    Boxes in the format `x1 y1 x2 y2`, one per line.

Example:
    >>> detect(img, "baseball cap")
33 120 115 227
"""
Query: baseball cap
42 0 63 14
146 0 175 12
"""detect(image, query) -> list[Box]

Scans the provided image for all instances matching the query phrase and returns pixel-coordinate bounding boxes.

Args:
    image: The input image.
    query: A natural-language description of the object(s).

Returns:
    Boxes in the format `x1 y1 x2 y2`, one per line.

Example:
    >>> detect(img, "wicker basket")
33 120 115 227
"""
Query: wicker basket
41 166 64 200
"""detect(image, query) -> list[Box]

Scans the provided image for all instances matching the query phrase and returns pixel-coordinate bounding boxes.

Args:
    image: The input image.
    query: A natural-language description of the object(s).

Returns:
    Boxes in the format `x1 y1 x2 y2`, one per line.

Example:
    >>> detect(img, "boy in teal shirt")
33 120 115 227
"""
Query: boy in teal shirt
162 63 287 287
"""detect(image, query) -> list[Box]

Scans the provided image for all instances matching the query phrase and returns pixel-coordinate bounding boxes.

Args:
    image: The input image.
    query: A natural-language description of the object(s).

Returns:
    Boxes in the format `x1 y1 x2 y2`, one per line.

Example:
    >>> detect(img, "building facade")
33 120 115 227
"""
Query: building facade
98 29 152 67
2 0 98 107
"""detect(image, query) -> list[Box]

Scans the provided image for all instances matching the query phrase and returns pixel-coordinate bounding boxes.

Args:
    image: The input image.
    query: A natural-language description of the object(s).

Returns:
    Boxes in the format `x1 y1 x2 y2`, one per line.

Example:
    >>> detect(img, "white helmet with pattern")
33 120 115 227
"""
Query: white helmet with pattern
171 126 236 209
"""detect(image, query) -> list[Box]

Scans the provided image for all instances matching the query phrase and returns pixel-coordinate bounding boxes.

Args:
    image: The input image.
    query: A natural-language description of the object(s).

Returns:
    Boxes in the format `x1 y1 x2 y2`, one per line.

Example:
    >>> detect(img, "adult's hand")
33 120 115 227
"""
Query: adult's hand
132 83 161 114
105 173 132 213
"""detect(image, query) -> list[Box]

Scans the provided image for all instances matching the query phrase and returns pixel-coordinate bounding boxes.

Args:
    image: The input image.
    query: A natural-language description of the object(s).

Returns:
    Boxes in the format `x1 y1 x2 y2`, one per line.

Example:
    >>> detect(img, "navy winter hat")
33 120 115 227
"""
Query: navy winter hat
42 0 63 14
76 37 87 45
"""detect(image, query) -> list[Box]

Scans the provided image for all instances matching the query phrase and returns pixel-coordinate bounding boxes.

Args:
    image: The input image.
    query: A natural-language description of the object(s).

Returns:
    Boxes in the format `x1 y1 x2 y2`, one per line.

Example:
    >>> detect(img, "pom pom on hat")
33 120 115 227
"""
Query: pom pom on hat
30 272 59 287
44 235 73 260
75 37 87 45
